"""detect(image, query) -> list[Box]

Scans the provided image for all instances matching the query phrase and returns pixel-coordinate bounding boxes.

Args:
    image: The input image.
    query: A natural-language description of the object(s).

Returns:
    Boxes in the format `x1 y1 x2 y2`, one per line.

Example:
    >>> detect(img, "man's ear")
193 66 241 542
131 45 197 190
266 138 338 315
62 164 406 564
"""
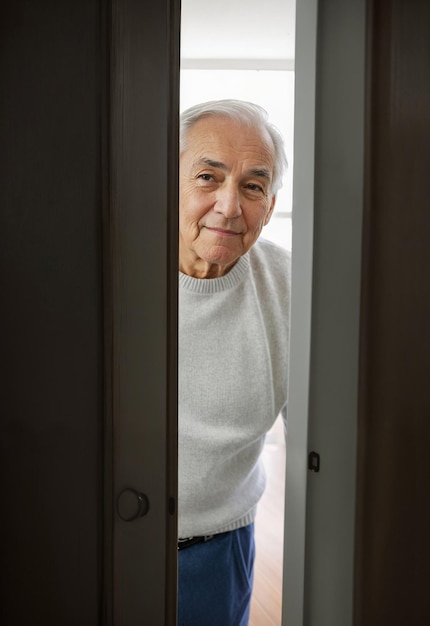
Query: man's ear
264 195 276 226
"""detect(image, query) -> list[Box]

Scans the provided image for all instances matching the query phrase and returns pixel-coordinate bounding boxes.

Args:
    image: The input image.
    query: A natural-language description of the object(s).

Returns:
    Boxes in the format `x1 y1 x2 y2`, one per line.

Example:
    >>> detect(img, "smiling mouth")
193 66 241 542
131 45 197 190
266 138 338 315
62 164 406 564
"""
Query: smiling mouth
205 226 240 237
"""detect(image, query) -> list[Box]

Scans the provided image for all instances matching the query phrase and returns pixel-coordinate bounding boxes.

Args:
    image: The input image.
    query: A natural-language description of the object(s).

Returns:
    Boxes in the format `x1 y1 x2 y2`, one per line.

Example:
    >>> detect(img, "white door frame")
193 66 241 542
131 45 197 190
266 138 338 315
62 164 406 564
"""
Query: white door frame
282 0 318 623
283 0 366 624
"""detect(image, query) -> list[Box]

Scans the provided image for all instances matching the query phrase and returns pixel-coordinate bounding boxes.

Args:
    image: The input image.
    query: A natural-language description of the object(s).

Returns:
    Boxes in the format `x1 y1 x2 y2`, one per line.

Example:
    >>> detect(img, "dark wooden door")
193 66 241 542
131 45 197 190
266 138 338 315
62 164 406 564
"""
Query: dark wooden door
0 1 179 624
355 1 430 624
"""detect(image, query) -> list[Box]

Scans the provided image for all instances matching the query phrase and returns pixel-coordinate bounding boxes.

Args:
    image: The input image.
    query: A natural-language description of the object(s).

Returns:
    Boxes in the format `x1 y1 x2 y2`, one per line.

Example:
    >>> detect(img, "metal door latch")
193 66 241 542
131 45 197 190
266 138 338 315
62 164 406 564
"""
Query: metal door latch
308 451 320 472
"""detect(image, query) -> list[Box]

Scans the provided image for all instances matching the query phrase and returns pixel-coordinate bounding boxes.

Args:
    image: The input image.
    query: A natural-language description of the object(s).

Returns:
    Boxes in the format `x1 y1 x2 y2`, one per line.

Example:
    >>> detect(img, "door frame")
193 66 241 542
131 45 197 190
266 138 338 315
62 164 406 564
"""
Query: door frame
282 0 318 623
283 0 366 623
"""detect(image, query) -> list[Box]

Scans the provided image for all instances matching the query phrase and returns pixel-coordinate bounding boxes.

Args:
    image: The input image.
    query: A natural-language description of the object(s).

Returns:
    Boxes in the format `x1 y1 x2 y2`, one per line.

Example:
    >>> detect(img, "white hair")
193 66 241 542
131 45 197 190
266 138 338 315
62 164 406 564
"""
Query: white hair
180 99 288 194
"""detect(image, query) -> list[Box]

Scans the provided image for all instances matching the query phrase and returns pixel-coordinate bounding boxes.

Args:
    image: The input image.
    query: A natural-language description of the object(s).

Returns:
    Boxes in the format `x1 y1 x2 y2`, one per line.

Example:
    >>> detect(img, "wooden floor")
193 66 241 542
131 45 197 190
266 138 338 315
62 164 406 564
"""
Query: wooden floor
249 417 286 626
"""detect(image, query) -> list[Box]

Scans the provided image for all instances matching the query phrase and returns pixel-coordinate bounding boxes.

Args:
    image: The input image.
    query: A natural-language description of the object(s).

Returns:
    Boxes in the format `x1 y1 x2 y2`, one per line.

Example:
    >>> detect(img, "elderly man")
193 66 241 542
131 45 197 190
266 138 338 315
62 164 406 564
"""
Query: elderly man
178 99 290 626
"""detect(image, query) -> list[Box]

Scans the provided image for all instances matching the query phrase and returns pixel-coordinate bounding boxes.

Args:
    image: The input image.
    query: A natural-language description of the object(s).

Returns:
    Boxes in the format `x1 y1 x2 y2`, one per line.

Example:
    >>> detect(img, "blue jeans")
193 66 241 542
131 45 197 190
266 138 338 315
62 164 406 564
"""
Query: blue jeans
178 524 255 626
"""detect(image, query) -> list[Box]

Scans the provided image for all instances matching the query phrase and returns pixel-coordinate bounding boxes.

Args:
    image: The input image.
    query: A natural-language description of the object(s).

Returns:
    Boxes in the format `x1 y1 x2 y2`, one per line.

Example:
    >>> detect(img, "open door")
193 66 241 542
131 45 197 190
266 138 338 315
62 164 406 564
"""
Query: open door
0 1 180 624
110 0 180 624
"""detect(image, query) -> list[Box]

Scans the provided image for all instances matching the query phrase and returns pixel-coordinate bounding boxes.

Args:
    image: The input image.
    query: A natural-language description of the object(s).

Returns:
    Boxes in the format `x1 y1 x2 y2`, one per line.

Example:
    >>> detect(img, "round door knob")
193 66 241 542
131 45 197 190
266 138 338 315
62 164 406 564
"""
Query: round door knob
116 488 150 522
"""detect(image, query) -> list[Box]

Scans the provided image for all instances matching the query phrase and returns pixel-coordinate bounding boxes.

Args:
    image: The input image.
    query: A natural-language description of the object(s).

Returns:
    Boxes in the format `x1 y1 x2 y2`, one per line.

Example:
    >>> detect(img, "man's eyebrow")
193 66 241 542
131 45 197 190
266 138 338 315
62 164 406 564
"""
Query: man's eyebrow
198 157 228 170
197 159 271 180
249 168 271 179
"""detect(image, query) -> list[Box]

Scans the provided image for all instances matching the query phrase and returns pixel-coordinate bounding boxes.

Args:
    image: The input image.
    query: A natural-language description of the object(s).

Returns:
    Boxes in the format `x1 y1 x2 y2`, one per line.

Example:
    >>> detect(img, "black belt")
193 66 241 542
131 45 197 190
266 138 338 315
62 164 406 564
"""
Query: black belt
177 535 214 550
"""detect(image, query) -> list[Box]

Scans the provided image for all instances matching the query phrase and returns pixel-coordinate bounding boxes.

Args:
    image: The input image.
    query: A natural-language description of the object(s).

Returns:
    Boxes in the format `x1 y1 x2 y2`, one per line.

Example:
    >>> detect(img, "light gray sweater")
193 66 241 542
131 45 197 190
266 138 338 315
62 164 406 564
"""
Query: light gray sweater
178 238 290 538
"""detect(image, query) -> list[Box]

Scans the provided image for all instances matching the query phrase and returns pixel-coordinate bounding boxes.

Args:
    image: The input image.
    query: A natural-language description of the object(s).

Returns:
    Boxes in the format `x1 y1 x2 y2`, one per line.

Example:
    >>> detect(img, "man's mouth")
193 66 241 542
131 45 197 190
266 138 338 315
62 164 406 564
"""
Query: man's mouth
205 226 240 237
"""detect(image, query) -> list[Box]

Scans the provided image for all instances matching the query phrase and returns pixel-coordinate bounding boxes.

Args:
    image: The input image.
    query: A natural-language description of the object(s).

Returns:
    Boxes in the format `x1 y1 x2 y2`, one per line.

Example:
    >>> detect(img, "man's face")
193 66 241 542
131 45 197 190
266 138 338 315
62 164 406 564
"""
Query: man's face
179 116 276 278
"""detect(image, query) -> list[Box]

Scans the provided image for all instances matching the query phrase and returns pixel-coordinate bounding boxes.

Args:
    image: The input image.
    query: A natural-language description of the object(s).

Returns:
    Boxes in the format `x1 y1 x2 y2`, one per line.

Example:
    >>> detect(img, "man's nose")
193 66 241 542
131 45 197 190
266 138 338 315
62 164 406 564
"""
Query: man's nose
214 185 242 218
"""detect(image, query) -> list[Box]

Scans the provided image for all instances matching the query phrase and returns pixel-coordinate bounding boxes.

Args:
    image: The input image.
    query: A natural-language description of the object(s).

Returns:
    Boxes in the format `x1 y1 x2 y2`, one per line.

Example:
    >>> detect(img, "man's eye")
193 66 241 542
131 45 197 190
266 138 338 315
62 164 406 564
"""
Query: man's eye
246 183 264 192
198 173 214 181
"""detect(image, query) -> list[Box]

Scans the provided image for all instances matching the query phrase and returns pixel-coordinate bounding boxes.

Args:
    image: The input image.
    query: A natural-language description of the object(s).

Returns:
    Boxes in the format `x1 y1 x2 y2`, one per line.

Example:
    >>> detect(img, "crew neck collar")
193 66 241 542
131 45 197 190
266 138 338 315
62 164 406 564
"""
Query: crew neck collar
179 254 250 294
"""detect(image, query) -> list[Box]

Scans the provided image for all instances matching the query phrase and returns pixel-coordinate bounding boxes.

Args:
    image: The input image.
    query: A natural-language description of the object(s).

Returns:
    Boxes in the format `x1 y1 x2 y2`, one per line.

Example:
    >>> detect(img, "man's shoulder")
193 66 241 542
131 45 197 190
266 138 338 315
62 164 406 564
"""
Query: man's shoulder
247 238 291 328
249 237 291 271
247 238 291 297
253 236 289 253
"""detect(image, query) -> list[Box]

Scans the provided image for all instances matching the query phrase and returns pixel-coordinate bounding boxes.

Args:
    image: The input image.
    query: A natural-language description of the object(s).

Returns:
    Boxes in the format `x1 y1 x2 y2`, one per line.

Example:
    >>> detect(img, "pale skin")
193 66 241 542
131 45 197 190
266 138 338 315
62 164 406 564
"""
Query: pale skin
179 116 277 279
